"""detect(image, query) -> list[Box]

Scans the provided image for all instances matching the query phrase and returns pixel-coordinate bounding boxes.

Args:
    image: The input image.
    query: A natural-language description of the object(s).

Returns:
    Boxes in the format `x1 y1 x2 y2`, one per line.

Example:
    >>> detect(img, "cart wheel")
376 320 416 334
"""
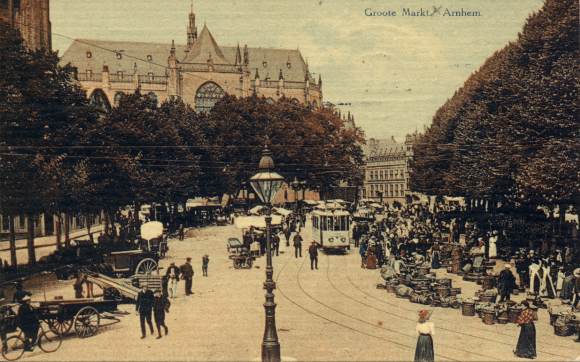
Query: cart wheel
233 260 240 269
135 258 158 275
48 317 73 336
74 306 100 338
2 335 25 361
246 258 253 268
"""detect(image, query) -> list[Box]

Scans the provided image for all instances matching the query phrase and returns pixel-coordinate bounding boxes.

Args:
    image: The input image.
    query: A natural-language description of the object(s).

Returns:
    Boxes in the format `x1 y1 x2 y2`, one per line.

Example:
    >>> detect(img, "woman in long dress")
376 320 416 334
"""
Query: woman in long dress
414 310 435 362
514 301 536 359
430 243 441 269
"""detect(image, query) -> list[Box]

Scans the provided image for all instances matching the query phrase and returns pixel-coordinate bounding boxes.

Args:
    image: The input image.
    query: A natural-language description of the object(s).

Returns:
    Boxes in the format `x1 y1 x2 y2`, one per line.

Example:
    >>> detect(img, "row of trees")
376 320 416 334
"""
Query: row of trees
411 0 578 214
0 21 365 266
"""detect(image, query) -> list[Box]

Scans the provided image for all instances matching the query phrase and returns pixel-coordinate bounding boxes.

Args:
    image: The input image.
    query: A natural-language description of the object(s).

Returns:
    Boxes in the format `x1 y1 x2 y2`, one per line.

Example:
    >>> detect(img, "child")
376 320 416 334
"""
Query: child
202 255 209 277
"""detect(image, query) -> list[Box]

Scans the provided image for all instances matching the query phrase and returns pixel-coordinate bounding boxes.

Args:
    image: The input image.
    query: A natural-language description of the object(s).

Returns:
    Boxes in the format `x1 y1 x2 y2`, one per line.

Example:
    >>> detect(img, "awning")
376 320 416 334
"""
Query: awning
248 205 264 215
140 221 163 241
234 215 283 229
273 207 292 216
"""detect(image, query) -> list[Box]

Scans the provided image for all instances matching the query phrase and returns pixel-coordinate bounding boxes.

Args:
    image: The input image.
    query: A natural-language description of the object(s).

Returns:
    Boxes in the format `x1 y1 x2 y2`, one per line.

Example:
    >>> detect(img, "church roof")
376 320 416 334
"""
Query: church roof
60 39 183 77
60 37 313 83
182 24 228 64
364 137 405 159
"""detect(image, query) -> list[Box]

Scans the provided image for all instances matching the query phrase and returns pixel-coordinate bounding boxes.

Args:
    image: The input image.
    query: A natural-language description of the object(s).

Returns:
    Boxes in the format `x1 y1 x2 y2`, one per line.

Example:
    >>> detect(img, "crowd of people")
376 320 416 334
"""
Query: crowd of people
349 201 579 361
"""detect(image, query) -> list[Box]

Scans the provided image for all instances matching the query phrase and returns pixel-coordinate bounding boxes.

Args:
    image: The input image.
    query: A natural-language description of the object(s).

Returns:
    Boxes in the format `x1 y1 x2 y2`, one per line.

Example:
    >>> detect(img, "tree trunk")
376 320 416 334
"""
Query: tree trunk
8 215 17 267
64 212 71 247
26 214 36 266
87 213 94 243
55 213 62 250
103 209 109 235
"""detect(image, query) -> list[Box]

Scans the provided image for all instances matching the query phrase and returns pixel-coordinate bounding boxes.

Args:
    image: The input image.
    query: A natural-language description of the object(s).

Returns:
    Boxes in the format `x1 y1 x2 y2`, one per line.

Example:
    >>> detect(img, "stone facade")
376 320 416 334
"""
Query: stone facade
59 6 322 112
362 134 418 203
0 0 51 51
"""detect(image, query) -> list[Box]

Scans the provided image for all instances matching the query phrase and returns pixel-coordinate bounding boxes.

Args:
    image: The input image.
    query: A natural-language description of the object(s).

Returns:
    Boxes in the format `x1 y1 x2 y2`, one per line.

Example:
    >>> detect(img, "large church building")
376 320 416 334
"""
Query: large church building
60 6 323 113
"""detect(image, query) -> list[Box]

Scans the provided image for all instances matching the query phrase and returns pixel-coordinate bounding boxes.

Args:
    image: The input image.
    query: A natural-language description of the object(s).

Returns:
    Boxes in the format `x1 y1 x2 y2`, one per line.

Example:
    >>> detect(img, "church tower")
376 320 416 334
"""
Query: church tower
187 1 198 48
0 0 52 51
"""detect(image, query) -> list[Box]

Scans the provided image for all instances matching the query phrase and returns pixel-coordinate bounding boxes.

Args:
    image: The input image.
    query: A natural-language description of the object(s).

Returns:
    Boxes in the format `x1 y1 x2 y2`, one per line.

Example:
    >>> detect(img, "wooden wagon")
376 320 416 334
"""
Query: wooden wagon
37 298 120 338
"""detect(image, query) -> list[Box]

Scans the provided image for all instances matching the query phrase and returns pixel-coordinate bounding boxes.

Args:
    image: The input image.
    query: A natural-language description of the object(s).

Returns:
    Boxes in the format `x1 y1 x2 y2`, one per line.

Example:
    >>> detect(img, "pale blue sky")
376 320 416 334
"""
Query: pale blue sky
51 0 544 141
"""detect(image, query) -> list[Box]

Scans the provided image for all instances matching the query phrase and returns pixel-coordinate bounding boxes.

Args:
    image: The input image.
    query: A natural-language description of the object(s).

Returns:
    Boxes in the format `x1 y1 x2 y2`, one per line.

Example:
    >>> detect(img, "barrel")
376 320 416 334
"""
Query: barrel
449 287 462 296
437 278 452 288
508 307 519 323
462 302 476 316
497 311 509 324
482 276 495 290
436 285 450 298
482 310 496 325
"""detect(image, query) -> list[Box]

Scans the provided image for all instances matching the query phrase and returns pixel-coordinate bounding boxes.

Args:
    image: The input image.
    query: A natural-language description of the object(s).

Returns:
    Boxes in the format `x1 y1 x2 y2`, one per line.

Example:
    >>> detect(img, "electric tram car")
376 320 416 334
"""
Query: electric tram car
311 208 352 252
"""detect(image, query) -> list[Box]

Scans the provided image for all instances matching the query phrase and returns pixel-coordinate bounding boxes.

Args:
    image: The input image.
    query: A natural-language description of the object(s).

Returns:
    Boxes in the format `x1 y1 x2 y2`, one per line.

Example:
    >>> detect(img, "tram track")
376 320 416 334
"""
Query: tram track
315 254 503 361
339 255 576 358
276 253 473 361
274 254 425 357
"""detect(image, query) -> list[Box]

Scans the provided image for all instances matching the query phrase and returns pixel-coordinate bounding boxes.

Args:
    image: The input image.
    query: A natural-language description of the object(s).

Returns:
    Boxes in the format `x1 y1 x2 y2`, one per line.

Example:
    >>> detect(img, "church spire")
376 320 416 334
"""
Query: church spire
235 43 242 66
187 0 198 48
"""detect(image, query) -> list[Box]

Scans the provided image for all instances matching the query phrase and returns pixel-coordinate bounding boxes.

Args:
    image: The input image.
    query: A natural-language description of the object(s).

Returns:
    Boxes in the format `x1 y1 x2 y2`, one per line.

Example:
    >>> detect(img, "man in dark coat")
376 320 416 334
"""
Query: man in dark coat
275 233 282 256
180 258 194 295
308 242 319 270
16 296 38 351
136 286 155 338
293 232 303 258
284 227 291 247
497 264 516 303
153 290 170 339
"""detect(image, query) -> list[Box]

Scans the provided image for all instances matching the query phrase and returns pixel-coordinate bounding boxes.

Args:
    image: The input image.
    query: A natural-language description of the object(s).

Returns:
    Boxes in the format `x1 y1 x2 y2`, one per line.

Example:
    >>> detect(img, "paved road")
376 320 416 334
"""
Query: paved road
17 222 580 361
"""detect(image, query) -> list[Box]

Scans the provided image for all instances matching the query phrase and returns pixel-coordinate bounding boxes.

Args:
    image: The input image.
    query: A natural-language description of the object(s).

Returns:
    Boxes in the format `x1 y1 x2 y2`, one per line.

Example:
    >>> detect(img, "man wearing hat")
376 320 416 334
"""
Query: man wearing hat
165 262 180 299
136 285 154 339
16 295 39 350
308 241 319 270
202 255 209 277
152 290 170 339
179 258 194 296
497 264 516 303
12 281 31 303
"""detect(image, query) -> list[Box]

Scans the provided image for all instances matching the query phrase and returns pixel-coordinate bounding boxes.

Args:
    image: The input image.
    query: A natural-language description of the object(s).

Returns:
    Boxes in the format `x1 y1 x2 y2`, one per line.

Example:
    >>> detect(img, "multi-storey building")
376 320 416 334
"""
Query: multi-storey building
0 0 51 51
362 134 417 203
59 6 322 113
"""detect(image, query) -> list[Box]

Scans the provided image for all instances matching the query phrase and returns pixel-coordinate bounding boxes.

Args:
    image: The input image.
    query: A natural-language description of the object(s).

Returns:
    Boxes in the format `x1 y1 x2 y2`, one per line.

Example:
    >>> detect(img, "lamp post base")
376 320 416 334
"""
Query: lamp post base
261 342 281 362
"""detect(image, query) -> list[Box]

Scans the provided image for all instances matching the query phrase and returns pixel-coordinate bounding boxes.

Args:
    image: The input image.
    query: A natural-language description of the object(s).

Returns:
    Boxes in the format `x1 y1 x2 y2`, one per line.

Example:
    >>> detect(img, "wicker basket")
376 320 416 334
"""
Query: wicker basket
462 302 476 316
554 323 574 337
479 294 496 303
482 310 496 325
437 278 452 287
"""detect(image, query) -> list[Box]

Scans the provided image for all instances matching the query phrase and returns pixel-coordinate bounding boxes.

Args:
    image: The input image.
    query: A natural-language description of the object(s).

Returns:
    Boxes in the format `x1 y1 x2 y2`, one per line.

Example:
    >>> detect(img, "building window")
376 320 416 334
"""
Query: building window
116 52 123 60
147 54 153 61
148 72 154 81
114 92 124 106
89 89 112 113
194 81 225 113
1 215 9 231
117 71 124 79
86 51 92 59
86 70 93 79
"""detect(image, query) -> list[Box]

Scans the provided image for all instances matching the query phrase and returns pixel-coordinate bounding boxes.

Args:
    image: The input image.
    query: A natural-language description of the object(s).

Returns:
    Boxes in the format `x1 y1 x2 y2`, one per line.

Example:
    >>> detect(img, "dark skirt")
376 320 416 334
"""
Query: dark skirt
515 323 536 359
431 252 441 269
414 334 434 362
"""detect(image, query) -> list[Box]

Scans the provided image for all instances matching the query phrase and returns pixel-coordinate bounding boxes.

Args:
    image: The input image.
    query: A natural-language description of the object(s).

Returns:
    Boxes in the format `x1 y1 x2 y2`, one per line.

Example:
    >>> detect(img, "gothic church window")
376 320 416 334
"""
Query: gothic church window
89 89 111 113
194 81 225 113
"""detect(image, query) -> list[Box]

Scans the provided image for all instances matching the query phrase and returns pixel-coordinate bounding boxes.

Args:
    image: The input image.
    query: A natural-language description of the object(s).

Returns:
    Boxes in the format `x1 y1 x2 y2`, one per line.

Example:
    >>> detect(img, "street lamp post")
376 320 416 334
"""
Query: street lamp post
249 145 284 362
